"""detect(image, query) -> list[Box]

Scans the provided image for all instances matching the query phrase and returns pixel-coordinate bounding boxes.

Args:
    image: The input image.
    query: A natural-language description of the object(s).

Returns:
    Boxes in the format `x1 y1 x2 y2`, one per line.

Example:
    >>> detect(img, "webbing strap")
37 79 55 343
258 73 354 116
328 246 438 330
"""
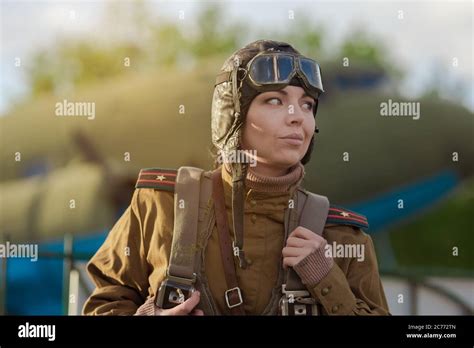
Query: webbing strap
285 190 330 291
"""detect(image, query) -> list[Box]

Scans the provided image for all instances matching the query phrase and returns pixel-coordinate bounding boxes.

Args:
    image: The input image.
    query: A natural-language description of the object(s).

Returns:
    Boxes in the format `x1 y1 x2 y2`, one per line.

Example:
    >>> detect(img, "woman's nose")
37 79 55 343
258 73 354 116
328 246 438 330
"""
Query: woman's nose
287 104 305 124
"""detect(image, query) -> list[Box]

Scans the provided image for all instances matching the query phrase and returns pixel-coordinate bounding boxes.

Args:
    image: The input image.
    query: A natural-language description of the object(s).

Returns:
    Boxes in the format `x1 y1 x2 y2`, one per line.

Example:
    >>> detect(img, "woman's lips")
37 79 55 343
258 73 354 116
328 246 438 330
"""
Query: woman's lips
279 137 304 146
279 133 304 146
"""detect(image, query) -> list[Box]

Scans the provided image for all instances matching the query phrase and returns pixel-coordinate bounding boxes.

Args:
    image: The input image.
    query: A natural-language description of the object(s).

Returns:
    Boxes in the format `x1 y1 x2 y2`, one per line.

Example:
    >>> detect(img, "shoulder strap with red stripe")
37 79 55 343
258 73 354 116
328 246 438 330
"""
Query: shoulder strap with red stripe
135 168 177 192
326 205 369 230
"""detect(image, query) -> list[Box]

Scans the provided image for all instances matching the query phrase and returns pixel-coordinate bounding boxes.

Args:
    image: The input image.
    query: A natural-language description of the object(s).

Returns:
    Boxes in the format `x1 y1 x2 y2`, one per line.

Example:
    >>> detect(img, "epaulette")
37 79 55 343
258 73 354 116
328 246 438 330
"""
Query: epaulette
135 168 177 192
326 205 369 230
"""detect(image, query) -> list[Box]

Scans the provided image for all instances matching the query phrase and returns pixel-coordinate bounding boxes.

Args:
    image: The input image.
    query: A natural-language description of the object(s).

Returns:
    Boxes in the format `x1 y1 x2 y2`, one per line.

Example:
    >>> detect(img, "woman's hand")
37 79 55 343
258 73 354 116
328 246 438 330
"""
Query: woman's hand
155 291 204 316
282 226 327 268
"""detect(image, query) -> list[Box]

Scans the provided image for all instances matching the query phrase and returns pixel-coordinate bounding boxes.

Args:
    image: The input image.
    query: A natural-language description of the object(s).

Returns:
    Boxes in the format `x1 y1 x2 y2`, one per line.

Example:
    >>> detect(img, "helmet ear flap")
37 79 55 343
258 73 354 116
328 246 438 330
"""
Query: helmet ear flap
300 135 314 165
313 98 319 117
300 99 320 165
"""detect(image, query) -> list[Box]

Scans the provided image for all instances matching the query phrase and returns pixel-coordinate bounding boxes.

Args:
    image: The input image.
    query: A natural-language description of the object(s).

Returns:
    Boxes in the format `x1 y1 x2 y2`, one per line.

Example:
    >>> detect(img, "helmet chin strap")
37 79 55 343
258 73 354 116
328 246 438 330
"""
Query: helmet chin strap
229 63 248 269
230 162 248 269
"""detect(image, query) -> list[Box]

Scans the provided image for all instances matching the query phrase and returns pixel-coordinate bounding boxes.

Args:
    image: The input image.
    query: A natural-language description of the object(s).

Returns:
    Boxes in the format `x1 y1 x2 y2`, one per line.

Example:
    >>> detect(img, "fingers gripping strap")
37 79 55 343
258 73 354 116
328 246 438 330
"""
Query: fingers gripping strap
285 191 308 291
285 190 330 291
168 166 204 281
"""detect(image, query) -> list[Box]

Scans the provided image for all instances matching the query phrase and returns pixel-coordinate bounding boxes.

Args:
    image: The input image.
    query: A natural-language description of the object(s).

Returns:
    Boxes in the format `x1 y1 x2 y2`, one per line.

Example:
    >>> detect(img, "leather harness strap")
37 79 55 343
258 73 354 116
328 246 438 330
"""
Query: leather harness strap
211 169 246 315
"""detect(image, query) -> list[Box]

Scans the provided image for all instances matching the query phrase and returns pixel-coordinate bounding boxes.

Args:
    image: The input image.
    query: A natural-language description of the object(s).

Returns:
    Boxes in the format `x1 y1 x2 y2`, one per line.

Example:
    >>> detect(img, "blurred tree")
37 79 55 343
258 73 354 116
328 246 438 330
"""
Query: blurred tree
336 28 403 83
149 23 188 68
28 40 142 96
339 29 386 66
284 16 325 59
25 3 248 96
189 4 243 60
24 3 406 99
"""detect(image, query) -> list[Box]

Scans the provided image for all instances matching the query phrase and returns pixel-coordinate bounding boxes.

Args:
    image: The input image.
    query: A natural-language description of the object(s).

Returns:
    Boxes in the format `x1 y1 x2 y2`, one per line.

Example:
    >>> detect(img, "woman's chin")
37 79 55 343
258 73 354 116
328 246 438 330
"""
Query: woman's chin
271 156 302 169
275 151 304 166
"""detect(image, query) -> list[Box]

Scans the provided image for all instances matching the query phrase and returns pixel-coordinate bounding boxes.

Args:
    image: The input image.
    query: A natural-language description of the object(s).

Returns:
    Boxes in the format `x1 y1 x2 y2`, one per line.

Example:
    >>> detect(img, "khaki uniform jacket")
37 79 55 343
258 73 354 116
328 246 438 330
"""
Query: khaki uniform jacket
83 166 390 315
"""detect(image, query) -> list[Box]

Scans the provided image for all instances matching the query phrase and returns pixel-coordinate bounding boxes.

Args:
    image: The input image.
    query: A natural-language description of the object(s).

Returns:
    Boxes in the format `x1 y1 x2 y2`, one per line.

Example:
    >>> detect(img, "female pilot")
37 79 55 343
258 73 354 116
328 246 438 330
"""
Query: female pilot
83 40 389 316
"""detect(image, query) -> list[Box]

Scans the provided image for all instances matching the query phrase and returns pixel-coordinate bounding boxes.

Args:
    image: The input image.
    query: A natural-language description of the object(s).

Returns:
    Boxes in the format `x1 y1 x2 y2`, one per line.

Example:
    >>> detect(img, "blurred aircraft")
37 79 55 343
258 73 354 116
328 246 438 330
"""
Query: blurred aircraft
0 58 472 243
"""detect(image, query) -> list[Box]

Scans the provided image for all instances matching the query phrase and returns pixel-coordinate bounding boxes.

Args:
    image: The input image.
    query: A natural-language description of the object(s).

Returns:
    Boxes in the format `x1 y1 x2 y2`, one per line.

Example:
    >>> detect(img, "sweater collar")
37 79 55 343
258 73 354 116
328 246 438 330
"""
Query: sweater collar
222 161 305 194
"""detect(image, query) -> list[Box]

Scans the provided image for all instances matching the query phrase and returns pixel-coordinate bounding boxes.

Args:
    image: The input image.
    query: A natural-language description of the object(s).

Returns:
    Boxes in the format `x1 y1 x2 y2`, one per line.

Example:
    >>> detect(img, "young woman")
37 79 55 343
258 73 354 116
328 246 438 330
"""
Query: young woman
83 40 389 316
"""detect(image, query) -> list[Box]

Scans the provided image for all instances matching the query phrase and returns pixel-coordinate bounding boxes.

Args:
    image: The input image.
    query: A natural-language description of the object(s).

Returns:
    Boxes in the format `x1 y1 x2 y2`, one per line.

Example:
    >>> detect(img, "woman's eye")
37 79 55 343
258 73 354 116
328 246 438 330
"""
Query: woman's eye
303 101 314 111
266 98 282 105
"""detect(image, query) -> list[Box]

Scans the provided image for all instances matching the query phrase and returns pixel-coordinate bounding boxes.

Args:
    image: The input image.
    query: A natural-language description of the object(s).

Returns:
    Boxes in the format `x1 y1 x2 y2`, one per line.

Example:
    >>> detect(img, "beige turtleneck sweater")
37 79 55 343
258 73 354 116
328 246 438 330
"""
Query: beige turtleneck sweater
243 162 305 192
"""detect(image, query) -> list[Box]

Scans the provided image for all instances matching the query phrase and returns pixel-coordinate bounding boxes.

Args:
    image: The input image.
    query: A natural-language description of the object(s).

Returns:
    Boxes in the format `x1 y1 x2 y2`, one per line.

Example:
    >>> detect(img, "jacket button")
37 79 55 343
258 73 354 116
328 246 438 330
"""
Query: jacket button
251 214 257 223
321 287 330 296
332 305 339 313
250 199 257 207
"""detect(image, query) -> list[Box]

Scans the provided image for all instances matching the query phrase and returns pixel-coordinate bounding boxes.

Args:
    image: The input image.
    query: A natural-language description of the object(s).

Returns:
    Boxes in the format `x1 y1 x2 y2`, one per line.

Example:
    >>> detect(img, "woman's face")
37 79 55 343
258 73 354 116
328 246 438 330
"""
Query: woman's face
241 85 316 175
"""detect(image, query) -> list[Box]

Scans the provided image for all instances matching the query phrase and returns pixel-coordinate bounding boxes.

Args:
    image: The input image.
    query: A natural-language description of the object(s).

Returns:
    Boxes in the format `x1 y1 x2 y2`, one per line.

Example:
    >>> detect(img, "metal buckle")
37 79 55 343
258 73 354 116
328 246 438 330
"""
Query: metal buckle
156 274 196 309
225 287 243 309
280 284 318 316
281 284 311 298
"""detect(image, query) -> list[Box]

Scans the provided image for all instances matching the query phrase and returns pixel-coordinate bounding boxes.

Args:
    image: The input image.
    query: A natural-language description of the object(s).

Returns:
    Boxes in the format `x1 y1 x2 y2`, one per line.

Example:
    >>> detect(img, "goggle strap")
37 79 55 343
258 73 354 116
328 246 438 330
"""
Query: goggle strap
215 71 232 86
231 67 241 114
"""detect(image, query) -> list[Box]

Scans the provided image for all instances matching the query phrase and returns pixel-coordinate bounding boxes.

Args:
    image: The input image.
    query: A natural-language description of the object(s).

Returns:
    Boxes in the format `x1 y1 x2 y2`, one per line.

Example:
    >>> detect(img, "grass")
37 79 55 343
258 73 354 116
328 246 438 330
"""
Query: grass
389 178 474 274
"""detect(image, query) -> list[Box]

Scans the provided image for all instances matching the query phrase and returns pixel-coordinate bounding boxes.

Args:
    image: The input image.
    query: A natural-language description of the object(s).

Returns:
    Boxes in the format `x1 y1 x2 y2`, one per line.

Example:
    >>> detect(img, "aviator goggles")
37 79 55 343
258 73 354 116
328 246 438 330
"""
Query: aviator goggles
215 51 324 100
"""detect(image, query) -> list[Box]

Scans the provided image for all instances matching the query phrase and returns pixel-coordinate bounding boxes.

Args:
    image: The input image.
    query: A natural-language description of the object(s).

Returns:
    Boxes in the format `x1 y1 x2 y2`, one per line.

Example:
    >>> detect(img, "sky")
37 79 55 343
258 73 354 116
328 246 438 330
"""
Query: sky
1 0 473 114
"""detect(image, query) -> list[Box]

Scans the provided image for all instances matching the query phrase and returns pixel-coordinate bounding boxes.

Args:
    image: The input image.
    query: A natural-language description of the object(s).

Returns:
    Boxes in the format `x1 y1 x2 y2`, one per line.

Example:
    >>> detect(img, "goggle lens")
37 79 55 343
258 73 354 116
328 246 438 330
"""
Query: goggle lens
250 55 276 83
276 55 294 82
300 58 322 89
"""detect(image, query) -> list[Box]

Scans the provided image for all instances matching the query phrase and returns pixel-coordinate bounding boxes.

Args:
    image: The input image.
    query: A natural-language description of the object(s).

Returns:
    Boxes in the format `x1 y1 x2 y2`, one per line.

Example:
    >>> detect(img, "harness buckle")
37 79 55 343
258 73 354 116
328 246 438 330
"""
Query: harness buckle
155 274 196 309
279 284 319 316
225 287 243 309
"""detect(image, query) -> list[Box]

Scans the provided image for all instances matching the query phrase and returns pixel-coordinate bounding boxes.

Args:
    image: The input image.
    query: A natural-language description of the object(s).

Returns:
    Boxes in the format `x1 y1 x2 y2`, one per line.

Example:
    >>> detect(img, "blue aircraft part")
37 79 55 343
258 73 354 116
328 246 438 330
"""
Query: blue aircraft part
5 231 107 315
348 169 459 233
